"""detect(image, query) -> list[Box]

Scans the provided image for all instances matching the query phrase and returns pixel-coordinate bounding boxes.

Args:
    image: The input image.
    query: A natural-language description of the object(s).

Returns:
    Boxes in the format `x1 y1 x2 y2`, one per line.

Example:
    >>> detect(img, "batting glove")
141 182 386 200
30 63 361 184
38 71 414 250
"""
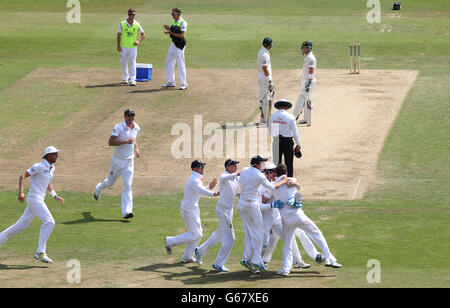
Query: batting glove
268 82 275 92
305 81 311 93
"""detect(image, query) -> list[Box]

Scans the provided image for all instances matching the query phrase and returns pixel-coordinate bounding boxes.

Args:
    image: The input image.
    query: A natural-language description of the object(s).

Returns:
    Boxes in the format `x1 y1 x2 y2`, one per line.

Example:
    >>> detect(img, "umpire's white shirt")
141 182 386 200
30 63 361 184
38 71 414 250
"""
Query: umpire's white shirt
239 167 275 202
27 159 55 200
257 47 272 79
269 110 301 145
112 121 140 160
217 171 239 208
181 171 215 211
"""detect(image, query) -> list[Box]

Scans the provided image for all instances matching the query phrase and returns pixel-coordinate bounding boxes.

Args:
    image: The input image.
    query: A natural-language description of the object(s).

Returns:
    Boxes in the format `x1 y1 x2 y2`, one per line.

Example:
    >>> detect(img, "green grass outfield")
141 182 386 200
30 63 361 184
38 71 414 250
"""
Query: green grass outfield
0 0 449 287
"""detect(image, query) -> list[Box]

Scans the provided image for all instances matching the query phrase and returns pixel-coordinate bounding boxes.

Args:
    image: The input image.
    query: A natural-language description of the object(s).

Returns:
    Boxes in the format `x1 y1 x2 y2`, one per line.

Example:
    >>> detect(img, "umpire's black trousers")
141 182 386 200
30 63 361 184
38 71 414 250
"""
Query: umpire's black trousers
273 135 294 177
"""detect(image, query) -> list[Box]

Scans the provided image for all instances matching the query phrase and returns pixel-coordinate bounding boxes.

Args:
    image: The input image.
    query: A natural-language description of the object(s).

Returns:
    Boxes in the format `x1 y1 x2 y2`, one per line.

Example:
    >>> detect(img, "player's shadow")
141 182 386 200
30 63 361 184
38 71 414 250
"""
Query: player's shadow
134 262 335 285
61 212 130 225
85 83 127 88
0 264 48 270
129 88 167 94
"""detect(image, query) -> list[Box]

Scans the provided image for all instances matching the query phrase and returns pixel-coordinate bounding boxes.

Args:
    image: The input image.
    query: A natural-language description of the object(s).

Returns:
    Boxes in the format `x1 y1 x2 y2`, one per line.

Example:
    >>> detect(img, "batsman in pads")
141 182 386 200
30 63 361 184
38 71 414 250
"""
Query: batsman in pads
257 37 275 124
293 40 316 126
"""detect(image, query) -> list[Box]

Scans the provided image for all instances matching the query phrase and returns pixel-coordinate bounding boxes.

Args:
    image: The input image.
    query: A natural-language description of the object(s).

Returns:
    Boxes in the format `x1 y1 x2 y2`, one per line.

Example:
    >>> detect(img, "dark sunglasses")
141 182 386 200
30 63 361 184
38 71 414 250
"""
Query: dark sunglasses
128 14 136 16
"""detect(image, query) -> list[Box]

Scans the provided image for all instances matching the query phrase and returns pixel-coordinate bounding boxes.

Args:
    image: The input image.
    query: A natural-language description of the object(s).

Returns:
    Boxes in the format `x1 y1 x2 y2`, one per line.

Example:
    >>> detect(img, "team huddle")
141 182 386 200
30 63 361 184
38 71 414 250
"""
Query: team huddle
165 157 342 277
0 8 339 277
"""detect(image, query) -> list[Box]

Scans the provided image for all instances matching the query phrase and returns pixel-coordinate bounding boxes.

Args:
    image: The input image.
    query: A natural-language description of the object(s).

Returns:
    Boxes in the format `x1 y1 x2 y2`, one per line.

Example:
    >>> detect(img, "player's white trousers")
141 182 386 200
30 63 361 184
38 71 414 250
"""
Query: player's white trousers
97 157 134 216
293 79 316 124
261 220 303 265
237 199 264 265
0 196 55 254
165 43 187 86
198 204 235 267
167 206 203 262
120 47 138 83
280 209 332 274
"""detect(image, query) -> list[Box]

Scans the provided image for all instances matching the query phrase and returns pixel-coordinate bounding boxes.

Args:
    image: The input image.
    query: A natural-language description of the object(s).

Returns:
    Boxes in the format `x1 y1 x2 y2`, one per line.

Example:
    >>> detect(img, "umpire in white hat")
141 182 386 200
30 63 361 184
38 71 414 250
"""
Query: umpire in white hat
268 99 301 177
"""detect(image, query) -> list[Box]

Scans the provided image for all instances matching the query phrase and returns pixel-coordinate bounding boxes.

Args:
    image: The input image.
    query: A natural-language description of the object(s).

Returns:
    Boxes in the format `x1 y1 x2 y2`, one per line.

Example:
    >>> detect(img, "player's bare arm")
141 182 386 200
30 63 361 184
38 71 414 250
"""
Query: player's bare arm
134 32 146 46
108 135 133 146
134 141 140 158
18 171 30 203
117 33 122 52
47 183 65 205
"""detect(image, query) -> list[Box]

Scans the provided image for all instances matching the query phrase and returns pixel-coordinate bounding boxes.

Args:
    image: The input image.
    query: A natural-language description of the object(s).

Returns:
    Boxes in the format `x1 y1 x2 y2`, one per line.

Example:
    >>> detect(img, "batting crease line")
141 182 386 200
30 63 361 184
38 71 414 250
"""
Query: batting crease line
352 178 361 200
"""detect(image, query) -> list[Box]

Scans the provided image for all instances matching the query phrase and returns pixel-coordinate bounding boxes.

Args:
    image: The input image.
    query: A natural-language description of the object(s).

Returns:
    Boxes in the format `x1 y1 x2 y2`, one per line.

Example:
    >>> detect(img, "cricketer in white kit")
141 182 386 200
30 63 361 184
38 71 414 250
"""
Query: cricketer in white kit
0 146 65 264
293 40 316 126
238 155 288 274
272 164 341 276
94 109 140 219
194 159 240 272
117 9 146 86
257 37 275 123
165 160 219 263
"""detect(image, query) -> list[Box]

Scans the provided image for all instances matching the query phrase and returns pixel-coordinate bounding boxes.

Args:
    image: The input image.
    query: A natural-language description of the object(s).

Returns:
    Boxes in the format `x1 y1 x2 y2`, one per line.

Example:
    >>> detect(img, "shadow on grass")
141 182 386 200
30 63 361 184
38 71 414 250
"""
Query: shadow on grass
85 83 127 88
0 264 48 270
134 262 336 285
61 212 130 225
129 88 169 94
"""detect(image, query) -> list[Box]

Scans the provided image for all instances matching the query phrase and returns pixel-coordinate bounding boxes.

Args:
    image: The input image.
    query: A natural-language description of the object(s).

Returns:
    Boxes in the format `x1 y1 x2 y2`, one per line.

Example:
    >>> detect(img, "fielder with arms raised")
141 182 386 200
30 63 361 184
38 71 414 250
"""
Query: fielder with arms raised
0 146 65 264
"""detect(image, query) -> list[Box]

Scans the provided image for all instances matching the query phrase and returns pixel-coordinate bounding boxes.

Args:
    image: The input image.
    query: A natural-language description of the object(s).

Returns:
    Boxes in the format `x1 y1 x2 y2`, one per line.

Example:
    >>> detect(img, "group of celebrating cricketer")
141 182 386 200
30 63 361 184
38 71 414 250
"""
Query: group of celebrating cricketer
165 156 342 277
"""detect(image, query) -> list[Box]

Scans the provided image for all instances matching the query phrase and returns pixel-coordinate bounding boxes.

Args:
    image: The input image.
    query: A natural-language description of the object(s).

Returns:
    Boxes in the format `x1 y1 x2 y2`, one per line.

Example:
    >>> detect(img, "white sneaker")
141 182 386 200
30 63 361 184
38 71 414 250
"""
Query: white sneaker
122 80 129 85
93 183 101 201
34 252 53 264
165 237 172 254
181 258 196 264
293 261 311 269
161 83 176 88
194 247 202 265
179 84 188 90
212 264 229 272
276 270 289 277
130 81 136 86
325 259 342 268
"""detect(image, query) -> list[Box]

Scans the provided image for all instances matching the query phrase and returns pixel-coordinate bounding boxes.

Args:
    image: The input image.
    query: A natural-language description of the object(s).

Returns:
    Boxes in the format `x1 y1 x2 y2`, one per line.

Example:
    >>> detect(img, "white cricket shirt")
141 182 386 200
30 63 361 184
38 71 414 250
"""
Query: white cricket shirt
181 171 215 210
269 110 301 145
301 52 316 81
257 47 272 79
217 171 239 208
239 167 275 202
111 121 140 160
26 159 55 200
272 175 299 218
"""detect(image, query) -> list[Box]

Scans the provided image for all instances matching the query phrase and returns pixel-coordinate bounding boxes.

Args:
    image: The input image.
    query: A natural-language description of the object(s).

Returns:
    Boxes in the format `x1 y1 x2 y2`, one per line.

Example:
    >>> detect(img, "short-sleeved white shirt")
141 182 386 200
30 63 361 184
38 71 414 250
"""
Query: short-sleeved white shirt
27 159 55 200
117 20 144 34
257 47 272 79
301 52 316 81
269 110 301 145
111 121 140 160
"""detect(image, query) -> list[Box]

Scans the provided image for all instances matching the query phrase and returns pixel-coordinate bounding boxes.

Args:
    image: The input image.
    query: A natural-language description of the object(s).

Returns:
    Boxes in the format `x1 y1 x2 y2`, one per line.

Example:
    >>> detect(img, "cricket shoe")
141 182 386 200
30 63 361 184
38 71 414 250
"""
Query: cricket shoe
249 264 260 274
240 259 251 270
123 213 134 219
181 258 196 264
315 253 325 264
165 237 172 254
93 183 101 201
130 81 136 86
122 80 129 85
179 84 188 90
194 247 202 265
161 83 176 88
252 262 268 272
325 259 342 268
298 120 307 125
276 270 289 277
34 252 53 264
212 264 229 272
293 261 311 269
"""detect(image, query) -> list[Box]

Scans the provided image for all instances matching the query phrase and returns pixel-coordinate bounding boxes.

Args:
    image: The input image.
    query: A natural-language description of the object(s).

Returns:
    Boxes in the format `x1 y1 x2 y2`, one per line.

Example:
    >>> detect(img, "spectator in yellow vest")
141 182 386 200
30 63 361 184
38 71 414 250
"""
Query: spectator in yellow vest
117 9 146 86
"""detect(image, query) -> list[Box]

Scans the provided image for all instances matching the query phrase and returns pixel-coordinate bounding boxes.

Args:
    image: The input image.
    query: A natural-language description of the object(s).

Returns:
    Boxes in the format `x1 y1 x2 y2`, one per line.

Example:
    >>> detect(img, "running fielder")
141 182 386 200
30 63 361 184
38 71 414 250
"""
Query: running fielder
94 109 140 219
0 146 65 264
257 37 275 124
194 159 240 272
293 40 316 126
165 160 219 263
